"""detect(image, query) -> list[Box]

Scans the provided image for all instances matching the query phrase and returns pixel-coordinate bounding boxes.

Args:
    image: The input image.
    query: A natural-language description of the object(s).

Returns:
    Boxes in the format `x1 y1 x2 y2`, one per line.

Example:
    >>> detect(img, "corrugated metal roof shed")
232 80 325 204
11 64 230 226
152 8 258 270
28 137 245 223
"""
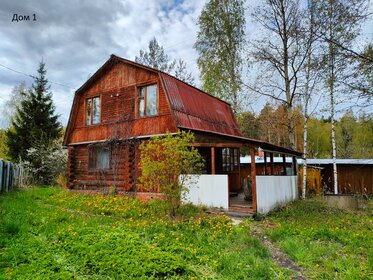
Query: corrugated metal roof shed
160 73 242 137
305 159 373 165
241 156 295 164
241 157 373 165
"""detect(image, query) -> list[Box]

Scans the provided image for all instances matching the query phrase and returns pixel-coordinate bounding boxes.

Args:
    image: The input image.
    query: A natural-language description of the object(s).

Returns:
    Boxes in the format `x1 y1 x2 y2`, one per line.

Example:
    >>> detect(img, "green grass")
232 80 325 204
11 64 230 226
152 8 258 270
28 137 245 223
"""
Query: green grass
0 187 291 279
254 198 372 280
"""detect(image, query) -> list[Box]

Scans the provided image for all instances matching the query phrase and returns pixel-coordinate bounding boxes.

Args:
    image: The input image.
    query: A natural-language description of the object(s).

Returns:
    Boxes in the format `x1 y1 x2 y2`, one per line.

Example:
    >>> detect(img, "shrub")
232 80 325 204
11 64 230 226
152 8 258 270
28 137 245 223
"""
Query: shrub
22 138 67 185
138 131 204 217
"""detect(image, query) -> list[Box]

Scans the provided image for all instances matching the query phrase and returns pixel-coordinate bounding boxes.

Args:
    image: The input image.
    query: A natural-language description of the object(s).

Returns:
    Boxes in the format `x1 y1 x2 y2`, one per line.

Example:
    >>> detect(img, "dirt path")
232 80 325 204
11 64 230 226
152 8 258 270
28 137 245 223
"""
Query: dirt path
231 218 308 280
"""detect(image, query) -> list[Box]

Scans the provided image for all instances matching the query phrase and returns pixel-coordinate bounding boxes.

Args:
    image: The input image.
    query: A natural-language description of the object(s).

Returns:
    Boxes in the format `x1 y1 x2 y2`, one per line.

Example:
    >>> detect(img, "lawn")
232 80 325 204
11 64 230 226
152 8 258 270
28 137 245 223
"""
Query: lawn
1 187 371 279
252 198 372 280
0 187 291 279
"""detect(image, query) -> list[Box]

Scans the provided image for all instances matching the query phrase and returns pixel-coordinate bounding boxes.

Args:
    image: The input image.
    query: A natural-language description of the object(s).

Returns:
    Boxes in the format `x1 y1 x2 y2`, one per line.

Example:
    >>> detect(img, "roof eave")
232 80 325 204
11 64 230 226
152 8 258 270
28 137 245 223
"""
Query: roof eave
180 127 302 157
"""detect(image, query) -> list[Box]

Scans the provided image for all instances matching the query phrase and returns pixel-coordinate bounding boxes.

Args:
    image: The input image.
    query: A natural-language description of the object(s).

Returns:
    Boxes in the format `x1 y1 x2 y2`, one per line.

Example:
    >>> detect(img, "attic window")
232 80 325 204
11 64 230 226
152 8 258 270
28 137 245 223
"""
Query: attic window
138 84 157 118
86 96 100 125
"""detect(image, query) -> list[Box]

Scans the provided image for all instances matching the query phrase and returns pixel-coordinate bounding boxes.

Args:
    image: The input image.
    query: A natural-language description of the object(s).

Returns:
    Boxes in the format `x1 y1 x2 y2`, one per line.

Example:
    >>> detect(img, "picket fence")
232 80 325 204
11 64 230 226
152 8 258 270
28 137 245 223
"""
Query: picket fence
0 159 22 193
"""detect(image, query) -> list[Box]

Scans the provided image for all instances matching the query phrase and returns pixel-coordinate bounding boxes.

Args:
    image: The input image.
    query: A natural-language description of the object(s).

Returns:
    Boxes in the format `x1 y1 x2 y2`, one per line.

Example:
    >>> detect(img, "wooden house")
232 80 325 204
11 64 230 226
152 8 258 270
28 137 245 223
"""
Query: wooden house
63 55 302 213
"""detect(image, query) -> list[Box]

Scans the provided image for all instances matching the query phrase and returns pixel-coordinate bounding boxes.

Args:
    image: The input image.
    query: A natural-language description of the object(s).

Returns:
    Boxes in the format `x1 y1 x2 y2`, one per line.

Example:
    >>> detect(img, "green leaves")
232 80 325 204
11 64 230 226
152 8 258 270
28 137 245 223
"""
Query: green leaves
138 131 204 217
194 0 245 110
0 187 292 279
264 199 372 279
6 61 61 163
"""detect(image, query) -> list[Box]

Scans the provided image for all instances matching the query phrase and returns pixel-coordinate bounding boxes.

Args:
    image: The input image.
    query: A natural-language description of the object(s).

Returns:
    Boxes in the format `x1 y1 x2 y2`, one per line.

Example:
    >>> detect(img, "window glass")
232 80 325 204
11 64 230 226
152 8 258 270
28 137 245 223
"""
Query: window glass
89 146 110 170
97 147 110 169
139 88 145 118
138 84 157 118
86 96 100 125
222 148 239 172
146 85 157 116
86 99 92 125
92 97 100 124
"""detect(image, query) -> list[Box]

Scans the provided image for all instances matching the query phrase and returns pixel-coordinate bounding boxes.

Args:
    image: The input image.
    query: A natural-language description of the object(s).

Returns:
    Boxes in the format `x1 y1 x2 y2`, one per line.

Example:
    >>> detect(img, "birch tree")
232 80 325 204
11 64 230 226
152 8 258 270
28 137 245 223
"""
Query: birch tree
314 0 369 194
194 0 245 111
301 0 323 199
249 0 310 150
1 82 28 128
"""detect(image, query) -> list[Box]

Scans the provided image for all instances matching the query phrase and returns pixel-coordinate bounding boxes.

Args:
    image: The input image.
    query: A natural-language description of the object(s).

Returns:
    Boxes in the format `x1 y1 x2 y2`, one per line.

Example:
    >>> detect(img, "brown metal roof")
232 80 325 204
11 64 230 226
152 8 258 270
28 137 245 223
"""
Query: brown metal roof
160 73 242 137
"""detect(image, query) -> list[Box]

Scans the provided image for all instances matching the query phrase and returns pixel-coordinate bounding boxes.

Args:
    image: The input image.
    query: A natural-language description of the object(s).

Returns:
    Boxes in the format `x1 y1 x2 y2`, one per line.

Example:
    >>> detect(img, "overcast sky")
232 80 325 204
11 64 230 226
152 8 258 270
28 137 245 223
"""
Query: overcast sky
0 0 208 128
0 0 372 128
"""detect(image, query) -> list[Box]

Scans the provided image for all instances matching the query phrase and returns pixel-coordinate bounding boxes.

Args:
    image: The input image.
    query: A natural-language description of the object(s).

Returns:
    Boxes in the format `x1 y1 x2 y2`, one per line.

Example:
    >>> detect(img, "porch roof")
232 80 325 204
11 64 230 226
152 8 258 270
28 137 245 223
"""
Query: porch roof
188 128 302 157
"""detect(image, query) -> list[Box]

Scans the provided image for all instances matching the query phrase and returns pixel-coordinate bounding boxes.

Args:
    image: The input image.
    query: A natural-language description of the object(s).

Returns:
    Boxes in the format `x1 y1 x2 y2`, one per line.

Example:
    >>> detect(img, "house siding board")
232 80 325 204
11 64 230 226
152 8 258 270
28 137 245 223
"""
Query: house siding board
67 63 177 144
321 164 373 195
65 58 180 190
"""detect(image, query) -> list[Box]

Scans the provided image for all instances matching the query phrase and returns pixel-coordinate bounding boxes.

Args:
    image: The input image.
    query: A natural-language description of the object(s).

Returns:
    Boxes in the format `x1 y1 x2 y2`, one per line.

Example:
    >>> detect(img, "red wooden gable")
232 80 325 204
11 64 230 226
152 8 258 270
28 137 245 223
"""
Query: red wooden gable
63 55 242 146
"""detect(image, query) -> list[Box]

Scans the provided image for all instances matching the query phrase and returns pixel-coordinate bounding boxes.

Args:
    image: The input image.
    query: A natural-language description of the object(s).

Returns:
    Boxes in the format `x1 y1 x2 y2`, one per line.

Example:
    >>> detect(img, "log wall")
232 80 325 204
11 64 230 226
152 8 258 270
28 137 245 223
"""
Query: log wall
66 62 178 190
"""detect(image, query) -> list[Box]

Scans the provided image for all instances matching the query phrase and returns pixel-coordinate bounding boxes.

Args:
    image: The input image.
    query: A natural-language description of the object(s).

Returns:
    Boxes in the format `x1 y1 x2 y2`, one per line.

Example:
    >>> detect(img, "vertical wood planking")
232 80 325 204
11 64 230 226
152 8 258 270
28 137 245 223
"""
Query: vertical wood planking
5 162 10 192
211 147 215 175
250 147 257 212
270 153 274 175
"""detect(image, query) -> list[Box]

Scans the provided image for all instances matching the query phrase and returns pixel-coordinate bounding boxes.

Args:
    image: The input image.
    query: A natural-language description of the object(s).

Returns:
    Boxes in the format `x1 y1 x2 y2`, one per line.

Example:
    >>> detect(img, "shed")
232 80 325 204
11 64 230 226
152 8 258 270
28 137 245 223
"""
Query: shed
305 159 373 195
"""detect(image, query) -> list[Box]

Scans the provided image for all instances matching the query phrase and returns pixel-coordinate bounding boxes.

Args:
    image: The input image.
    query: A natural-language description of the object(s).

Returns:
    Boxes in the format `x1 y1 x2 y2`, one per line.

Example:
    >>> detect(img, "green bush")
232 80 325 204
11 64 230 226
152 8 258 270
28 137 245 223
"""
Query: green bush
138 131 204 217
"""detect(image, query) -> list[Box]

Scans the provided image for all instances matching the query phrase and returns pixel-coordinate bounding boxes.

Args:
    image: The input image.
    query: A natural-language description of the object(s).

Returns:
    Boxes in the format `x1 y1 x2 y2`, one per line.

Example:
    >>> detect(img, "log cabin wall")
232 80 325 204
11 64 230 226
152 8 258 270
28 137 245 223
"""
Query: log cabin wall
69 143 129 191
67 62 177 190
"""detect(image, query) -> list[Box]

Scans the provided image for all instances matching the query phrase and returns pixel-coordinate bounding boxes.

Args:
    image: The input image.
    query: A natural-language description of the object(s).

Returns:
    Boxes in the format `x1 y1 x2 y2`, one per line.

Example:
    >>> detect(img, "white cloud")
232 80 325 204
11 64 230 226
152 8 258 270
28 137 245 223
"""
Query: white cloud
1 0 371 129
0 0 207 128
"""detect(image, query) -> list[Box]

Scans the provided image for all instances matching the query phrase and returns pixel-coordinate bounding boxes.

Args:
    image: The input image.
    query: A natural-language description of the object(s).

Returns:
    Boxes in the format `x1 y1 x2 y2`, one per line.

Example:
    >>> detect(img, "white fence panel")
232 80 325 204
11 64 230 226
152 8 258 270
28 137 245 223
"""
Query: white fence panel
182 174 229 209
256 176 298 214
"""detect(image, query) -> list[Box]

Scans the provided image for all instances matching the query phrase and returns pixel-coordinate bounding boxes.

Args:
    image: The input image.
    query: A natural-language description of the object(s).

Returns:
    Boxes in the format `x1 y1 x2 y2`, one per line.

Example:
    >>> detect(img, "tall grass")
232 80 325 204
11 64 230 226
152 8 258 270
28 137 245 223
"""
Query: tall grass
262 199 372 279
0 187 292 279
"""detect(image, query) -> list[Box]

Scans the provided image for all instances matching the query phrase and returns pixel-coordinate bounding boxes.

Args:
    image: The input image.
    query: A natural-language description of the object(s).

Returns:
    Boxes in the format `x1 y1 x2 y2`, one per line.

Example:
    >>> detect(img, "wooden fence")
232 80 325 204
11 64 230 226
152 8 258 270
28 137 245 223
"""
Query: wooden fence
0 159 22 193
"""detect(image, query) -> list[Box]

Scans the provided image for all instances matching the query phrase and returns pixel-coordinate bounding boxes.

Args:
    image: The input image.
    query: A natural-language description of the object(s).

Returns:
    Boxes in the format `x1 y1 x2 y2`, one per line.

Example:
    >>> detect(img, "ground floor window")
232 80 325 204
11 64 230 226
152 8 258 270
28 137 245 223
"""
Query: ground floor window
89 146 110 170
222 148 239 172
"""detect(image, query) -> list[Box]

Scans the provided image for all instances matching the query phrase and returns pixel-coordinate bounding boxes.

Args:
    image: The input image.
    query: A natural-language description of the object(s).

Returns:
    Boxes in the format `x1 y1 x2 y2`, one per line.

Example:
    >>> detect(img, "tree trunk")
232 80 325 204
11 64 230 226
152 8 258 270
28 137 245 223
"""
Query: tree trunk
302 0 314 199
287 109 296 151
330 89 338 194
328 0 338 194
302 117 308 199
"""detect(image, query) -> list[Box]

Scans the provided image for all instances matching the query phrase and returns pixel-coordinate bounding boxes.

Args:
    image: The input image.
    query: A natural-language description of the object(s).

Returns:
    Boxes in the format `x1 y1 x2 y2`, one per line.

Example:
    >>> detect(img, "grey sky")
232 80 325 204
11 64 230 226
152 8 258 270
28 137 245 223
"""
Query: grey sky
0 0 372 128
0 0 205 127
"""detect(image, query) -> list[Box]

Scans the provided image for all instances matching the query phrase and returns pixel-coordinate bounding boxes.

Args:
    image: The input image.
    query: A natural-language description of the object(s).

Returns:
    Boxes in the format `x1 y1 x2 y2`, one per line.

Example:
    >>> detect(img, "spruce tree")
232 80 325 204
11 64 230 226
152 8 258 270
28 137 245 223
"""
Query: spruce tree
7 61 61 162
135 38 195 85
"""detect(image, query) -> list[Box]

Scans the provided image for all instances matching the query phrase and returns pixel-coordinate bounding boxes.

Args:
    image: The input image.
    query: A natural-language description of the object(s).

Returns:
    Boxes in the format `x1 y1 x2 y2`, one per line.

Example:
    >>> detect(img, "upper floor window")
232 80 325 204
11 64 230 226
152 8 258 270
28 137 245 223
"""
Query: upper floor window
138 84 157 118
87 96 100 125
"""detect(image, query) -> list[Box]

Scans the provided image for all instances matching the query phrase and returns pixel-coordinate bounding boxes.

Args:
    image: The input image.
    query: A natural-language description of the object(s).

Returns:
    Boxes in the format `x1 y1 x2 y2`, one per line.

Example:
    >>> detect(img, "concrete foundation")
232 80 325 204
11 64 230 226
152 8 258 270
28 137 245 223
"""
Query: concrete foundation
324 194 363 210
